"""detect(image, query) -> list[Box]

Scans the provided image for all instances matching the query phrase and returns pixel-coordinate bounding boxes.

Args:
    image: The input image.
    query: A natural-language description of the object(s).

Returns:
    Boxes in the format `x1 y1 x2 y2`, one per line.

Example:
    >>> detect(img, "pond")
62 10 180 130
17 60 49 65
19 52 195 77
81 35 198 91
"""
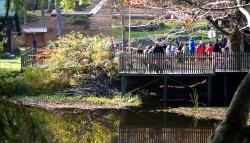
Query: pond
0 100 218 143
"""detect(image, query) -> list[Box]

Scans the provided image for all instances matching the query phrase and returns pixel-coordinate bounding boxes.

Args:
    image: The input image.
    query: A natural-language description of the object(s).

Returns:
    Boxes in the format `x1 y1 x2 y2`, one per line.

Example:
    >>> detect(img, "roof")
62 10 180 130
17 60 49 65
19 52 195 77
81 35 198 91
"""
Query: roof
0 0 15 17
23 27 48 33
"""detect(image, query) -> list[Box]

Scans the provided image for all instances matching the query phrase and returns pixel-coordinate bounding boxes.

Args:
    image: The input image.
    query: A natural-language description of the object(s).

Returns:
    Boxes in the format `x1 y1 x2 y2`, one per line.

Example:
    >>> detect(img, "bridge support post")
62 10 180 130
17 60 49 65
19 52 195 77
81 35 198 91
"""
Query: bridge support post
208 76 212 105
163 76 168 101
121 76 127 96
224 73 227 105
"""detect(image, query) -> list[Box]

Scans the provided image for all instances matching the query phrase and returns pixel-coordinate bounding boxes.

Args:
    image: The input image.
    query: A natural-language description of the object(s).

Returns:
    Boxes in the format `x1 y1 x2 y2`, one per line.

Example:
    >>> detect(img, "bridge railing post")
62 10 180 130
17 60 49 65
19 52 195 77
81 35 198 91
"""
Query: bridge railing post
121 76 127 96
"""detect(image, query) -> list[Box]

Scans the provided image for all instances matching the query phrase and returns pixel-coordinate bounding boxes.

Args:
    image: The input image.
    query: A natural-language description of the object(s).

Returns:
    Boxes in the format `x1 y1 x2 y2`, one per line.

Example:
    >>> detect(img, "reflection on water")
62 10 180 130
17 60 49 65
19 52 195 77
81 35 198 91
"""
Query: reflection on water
0 100 217 143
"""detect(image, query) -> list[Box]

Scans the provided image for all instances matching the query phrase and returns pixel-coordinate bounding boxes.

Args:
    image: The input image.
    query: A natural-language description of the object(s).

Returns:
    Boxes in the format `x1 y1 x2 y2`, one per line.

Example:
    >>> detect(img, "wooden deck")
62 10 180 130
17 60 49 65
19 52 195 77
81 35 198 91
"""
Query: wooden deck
119 52 250 76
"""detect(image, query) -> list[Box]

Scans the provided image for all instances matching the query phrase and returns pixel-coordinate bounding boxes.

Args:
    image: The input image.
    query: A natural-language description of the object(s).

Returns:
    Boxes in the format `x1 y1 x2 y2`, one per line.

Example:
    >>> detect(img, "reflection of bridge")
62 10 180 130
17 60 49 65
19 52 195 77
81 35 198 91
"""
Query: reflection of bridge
118 109 215 143
119 127 213 143
119 52 250 104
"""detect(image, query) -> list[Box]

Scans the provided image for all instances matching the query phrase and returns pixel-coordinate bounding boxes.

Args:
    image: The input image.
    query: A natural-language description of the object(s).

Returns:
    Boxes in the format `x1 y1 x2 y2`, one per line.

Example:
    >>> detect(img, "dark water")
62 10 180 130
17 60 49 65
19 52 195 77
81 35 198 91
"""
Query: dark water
0 100 218 143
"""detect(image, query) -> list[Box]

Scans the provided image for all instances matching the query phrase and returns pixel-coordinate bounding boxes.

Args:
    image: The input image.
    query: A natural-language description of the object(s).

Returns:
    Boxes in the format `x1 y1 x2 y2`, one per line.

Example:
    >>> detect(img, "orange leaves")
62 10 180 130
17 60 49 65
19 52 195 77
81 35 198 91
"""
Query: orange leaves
124 0 130 5
124 0 142 5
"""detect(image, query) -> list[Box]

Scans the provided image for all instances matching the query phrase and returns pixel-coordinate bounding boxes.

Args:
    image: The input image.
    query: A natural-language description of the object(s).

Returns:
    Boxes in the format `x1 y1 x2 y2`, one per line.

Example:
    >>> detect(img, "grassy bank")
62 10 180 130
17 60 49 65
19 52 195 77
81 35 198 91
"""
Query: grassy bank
0 56 141 109
0 57 21 71
162 107 250 124
101 19 219 42
7 93 142 109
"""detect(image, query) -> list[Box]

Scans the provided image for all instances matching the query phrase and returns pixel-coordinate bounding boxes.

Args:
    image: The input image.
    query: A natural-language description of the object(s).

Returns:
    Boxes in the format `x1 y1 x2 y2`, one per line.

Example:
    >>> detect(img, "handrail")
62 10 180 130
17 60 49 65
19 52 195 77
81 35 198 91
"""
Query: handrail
20 48 33 70
119 52 250 75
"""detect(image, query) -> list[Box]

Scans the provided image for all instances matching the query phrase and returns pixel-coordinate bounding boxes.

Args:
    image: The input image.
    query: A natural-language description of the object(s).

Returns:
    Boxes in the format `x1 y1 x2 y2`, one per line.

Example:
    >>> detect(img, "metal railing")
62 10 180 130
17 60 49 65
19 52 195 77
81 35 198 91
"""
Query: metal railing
119 52 250 75
20 48 45 70
20 48 33 70
119 128 214 143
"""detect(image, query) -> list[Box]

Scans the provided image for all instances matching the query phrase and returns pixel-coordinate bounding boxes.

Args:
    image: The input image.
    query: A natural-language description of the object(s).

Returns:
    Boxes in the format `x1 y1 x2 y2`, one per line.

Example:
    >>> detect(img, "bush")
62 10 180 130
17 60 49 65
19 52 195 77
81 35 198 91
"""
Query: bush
0 67 69 95
22 67 70 94
45 32 118 87
63 15 89 25
72 18 88 25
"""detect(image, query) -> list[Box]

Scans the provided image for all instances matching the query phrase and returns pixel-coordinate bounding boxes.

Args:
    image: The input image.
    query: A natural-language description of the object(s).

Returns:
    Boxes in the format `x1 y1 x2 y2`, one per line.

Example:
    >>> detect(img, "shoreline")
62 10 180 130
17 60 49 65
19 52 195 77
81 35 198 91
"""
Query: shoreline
164 107 227 121
10 98 130 110
5 96 229 121
5 95 141 110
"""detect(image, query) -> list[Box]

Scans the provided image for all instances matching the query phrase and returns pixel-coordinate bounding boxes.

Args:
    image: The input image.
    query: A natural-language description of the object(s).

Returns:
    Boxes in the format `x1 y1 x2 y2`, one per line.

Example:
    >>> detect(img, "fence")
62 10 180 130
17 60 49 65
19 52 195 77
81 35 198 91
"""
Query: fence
119 127 214 143
20 48 33 70
119 52 250 75
20 48 45 70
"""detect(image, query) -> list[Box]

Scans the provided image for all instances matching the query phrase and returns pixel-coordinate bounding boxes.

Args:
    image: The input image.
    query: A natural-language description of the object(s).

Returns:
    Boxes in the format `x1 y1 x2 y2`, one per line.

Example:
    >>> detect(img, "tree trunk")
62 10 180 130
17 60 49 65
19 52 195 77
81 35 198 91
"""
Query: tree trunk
209 72 250 143
23 0 27 26
47 0 52 12
40 0 46 27
229 27 241 52
120 0 126 51
55 0 63 36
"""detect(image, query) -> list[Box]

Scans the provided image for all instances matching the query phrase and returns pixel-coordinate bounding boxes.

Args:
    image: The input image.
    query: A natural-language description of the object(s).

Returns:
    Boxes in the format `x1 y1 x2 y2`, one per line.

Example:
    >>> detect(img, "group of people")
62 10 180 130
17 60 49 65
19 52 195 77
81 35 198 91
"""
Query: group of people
136 37 230 56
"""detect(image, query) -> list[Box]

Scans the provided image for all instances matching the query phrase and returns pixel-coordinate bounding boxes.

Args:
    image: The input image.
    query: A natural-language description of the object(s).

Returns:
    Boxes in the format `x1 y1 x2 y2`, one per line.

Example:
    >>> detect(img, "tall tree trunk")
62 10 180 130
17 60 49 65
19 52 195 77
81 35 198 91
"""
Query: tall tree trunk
209 72 250 143
23 0 27 26
47 0 52 12
40 0 46 27
55 0 63 36
0 0 10 31
120 0 125 51
229 27 241 52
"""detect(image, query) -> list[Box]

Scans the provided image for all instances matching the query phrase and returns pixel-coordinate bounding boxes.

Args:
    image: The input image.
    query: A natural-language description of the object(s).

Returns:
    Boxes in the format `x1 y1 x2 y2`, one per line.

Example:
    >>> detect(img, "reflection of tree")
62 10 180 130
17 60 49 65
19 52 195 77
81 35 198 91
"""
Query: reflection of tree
0 100 47 143
0 100 120 143
40 109 120 143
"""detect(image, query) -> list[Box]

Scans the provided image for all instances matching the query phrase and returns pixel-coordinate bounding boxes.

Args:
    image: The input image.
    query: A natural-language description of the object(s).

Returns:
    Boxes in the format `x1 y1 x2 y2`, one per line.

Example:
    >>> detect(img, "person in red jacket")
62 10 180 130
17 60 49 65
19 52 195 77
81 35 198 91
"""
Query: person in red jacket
196 41 205 55
206 42 213 55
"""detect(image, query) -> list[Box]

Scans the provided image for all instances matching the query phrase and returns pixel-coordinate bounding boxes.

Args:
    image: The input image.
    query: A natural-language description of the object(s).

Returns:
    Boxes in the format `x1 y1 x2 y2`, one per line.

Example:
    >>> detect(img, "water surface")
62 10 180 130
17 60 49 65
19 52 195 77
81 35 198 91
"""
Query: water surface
0 100 218 143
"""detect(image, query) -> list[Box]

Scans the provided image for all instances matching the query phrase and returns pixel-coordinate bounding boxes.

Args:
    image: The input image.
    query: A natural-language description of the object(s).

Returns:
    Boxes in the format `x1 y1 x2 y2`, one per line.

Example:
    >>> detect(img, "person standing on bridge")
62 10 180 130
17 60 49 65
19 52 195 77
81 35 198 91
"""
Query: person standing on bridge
137 43 144 54
188 37 195 54
108 38 116 60
32 36 37 53
213 39 222 52
206 42 213 55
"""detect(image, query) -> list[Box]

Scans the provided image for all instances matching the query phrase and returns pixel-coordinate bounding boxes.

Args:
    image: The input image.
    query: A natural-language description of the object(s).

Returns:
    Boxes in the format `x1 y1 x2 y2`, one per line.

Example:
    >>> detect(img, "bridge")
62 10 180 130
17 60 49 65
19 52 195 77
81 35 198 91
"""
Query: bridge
119 52 250 104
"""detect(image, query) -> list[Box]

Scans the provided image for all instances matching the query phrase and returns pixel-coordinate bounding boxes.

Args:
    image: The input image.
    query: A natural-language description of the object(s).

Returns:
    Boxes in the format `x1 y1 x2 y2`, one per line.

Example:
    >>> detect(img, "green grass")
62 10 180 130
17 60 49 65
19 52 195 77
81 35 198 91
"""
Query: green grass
0 57 21 72
101 19 217 41
190 90 199 113
16 93 142 106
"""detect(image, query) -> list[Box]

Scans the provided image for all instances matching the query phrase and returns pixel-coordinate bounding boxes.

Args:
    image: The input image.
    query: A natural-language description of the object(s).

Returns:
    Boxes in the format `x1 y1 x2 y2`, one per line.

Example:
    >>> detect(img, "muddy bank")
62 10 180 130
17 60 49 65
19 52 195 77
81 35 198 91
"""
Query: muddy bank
151 107 228 121
9 98 130 110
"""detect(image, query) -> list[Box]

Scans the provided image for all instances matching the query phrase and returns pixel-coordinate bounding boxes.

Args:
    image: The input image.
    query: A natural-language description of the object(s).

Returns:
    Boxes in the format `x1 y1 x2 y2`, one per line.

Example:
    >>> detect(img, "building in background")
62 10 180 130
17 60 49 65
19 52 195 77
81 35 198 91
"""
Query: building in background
23 27 47 48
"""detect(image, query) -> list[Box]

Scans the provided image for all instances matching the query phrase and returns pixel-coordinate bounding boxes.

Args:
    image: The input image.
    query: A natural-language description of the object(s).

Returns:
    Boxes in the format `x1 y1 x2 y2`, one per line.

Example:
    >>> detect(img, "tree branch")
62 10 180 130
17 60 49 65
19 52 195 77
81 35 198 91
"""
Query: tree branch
33 0 39 12
206 16 231 36
237 0 250 28
167 0 250 11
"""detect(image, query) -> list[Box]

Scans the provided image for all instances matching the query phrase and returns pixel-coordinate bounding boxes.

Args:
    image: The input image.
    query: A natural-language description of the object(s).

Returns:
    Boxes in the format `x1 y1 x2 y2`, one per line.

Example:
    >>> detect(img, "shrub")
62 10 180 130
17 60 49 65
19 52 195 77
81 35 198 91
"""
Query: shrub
22 67 52 94
45 32 118 87
63 15 89 25
22 67 70 94
0 67 70 95
71 18 89 25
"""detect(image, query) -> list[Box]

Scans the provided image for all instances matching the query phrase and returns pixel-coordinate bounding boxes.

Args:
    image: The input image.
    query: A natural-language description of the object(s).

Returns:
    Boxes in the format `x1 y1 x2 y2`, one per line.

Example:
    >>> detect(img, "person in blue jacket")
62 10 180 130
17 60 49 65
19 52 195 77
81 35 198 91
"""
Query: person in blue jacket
188 37 195 53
